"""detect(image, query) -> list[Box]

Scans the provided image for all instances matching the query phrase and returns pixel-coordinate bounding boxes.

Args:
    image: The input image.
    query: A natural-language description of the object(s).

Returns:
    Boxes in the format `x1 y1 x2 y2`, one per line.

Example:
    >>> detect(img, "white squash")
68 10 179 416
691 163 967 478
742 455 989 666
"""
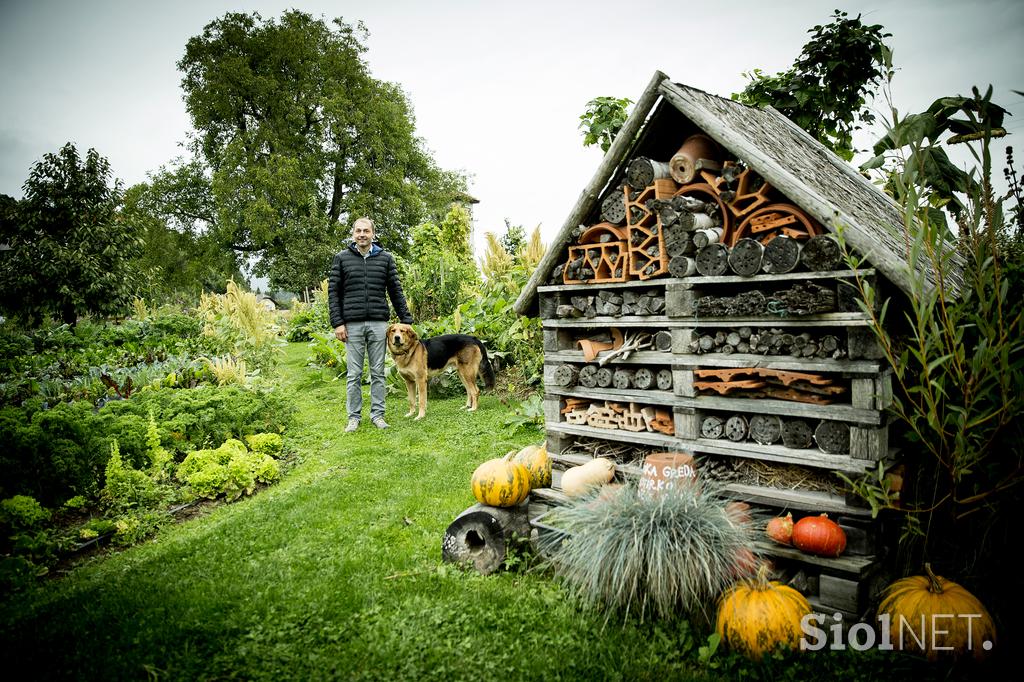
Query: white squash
561 457 616 497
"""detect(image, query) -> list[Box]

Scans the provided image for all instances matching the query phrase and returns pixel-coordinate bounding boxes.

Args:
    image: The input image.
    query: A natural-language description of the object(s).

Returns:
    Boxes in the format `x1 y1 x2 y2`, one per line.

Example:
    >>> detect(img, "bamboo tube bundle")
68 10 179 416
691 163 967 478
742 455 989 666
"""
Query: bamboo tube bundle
694 290 767 317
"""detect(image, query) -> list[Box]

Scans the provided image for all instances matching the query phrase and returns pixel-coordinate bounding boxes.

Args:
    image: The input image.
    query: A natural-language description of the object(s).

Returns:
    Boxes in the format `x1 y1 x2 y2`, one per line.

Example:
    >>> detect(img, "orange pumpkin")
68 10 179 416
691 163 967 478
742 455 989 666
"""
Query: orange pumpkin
878 563 996 661
766 513 794 546
511 443 551 489
717 564 812 659
791 514 846 557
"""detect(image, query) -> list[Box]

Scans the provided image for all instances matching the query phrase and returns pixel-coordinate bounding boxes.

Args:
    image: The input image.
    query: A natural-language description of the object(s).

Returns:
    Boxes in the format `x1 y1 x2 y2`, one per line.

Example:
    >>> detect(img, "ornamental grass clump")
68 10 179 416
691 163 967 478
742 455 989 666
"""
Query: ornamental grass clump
543 481 757 622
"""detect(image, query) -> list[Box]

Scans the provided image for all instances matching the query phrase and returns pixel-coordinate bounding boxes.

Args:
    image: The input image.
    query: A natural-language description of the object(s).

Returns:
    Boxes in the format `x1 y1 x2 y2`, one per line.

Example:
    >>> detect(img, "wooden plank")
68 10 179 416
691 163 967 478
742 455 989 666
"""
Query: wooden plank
724 483 873 518
678 437 875 473
683 268 875 285
537 278 685 294
543 313 871 329
672 328 697 353
675 409 701 439
752 541 877 577
674 368 695 397
850 424 889 461
544 316 674 328
676 395 882 425
819 574 861 613
544 351 674 366
514 71 670 317
546 385 676 405
665 281 695 317
671 353 884 375
543 396 563 423
546 422 679 449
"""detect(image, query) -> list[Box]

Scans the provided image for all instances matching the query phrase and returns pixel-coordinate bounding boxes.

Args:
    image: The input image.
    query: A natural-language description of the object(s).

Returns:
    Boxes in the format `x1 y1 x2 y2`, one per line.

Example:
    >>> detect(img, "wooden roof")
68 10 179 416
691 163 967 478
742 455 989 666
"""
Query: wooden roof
514 72 963 317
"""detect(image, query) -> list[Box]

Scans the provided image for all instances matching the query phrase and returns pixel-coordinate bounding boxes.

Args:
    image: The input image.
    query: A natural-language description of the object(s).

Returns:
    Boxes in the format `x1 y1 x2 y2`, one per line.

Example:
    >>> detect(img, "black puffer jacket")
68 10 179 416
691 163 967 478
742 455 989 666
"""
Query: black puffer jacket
328 242 413 327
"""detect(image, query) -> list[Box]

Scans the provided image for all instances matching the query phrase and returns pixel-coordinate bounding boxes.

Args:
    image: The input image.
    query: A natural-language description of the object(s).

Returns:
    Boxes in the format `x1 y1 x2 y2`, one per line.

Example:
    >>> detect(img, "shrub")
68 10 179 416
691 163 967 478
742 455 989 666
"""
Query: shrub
0 495 51 529
542 482 756 622
101 441 162 513
244 432 283 456
177 438 280 501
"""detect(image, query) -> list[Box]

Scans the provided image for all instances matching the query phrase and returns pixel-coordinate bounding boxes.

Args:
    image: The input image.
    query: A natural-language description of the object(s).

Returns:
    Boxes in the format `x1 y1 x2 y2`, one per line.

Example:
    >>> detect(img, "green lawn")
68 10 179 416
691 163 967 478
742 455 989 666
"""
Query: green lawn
0 343 957 680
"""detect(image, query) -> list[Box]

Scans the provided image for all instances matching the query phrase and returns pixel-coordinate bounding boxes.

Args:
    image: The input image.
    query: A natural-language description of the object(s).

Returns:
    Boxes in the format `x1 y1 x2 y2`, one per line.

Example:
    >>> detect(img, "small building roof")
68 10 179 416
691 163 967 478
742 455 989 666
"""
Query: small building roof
514 72 962 317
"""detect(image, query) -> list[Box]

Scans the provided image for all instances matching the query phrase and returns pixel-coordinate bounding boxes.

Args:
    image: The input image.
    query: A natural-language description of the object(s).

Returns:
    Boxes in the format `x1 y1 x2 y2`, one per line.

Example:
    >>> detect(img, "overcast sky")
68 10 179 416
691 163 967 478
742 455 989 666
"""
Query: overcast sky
1 0 1021 266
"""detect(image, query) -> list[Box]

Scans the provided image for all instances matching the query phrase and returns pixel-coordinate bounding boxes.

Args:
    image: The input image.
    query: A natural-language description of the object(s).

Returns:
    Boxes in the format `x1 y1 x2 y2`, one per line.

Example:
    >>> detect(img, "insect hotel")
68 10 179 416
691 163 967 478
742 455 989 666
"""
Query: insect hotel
513 72 951 620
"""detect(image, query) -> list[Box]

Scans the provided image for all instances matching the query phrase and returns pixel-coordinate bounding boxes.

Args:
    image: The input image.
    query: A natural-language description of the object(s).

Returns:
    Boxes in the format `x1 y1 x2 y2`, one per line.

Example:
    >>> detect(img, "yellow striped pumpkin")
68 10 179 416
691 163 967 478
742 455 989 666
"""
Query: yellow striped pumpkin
716 564 811 659
512 443 551 489
471 455 530 507
877 563 996 660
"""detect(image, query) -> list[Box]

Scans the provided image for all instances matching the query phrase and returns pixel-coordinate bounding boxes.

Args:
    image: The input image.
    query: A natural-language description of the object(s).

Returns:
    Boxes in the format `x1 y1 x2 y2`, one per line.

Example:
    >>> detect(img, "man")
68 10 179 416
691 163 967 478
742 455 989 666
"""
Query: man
328 217 413 432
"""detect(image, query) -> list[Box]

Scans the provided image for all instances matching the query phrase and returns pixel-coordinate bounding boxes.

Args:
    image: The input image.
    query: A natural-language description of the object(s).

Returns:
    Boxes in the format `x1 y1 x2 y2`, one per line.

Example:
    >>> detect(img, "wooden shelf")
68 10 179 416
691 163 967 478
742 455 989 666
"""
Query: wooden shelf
678 438 873 474
536 270 874 293
682 268 875 286
674 353 883 375
671 312 874 327
544 316 673 328
538 278 688 293
549 452 644 477
545 351 675 366
723 483 872 518
677 395 883 425
547 422 679 449
752 540 878 577
546 385 679 407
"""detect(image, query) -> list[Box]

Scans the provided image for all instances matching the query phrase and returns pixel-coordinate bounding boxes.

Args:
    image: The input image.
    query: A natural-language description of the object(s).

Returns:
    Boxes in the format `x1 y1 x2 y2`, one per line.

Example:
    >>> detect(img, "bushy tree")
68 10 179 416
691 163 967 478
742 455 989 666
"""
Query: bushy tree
733 10 891 161
0 143 142 326
400 204 479 320
177 10 466 291
579 96 633 153
122 182 244 303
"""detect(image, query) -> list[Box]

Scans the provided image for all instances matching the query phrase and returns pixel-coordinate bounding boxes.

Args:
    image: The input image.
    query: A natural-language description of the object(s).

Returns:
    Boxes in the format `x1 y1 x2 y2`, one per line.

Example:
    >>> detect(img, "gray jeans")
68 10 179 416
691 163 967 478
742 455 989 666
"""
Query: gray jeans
345 320 388 422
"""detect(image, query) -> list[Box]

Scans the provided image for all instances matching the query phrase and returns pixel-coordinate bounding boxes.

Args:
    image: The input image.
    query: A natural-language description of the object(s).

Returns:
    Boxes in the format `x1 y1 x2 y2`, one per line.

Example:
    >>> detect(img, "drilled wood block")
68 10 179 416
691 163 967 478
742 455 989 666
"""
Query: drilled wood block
850 424 888 461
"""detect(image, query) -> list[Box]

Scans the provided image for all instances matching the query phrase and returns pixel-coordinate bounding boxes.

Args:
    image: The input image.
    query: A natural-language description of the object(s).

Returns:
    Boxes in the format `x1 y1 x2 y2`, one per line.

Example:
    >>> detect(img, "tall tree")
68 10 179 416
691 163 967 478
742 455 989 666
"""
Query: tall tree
0 144 142 326
178 10 466 292
733 10 891 161
121 182 244 303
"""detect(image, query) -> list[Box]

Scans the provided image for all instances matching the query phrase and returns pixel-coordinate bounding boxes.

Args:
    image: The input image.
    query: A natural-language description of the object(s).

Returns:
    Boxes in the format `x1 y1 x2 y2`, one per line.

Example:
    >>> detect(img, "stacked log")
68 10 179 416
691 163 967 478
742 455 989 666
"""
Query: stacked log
626 158 672 190
554 290 666 318
551 363 674 392
688 327 845 359
699 413 851 453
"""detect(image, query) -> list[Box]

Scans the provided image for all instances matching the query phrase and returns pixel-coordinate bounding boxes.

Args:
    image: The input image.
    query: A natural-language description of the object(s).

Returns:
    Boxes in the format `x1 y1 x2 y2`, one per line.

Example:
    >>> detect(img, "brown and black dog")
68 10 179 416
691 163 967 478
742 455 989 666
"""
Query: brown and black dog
386 323 495 420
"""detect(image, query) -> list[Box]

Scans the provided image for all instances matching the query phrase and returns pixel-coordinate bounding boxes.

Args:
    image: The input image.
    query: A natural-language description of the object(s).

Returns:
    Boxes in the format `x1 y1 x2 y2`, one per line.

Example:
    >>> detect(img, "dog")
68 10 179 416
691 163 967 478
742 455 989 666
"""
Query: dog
386 323 495 420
